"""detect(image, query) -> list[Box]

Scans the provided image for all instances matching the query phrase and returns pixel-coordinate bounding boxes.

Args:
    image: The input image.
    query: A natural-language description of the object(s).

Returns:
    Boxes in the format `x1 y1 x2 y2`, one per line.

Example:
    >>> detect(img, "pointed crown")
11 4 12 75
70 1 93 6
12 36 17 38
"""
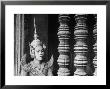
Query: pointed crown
29 17 46 49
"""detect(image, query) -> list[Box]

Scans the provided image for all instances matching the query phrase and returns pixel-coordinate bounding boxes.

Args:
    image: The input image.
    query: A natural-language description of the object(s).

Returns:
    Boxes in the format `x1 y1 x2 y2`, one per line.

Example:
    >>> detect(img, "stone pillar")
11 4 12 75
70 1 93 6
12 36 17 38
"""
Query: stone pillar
74 14 88 76
57 14 71 76
15 14 24 76
93 15 97 76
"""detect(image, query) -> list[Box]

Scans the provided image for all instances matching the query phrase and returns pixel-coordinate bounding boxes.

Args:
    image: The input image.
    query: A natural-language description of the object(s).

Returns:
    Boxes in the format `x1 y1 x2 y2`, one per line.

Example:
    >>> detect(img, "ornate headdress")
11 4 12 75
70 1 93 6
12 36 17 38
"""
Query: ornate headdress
29 17 46 49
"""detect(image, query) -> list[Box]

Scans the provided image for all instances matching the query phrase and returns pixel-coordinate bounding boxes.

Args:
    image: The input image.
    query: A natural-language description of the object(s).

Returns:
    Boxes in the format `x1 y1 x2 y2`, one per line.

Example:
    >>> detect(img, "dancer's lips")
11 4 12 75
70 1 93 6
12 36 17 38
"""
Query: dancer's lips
39 55 43 57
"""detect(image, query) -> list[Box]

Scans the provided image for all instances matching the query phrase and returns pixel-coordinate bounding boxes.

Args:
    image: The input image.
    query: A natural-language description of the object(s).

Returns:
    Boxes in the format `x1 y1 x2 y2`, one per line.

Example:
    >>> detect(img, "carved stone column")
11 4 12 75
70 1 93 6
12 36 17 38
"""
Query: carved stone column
93 15 97 76
57 14 71 76
74 14 88 76
15 14 24 76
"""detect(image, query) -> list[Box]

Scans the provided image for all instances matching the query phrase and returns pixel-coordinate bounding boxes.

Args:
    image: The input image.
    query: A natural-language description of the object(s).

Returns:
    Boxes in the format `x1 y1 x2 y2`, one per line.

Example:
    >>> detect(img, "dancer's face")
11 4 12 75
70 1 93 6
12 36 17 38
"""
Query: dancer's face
34 46 44 61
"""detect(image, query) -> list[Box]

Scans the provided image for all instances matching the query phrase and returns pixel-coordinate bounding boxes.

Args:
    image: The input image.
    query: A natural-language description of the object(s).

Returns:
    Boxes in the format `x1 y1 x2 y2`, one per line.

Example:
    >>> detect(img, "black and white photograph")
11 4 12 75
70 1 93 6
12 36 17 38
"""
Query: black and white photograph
3 4 106 85
14 14 97 76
